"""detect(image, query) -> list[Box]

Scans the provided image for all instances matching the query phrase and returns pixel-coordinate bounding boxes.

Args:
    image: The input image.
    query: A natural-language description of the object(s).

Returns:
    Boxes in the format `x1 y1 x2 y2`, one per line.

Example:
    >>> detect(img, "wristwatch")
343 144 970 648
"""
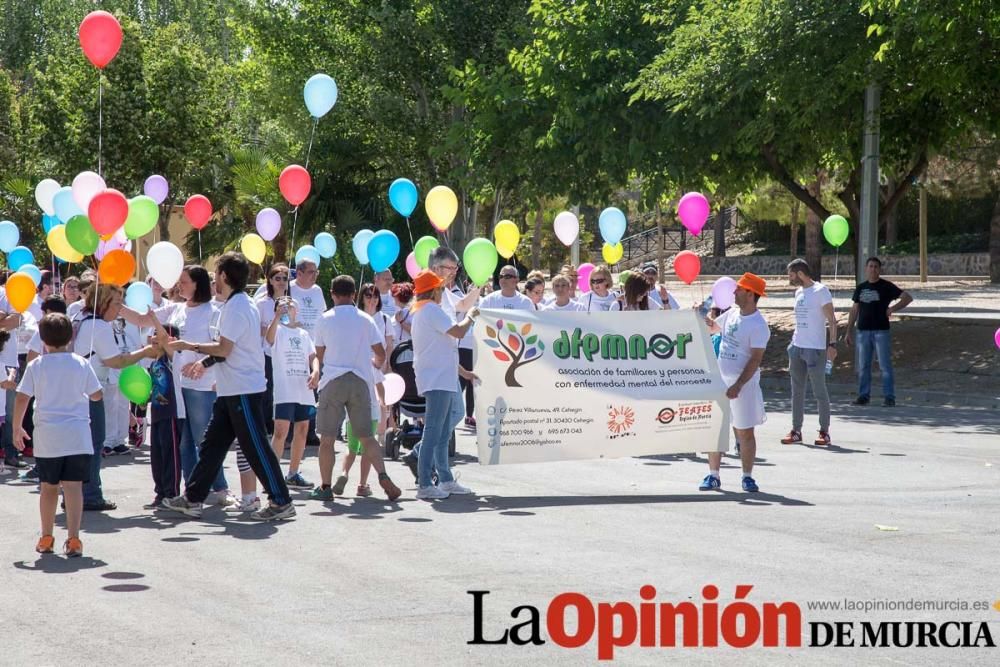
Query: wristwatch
827 342 837 348
194 343 201 354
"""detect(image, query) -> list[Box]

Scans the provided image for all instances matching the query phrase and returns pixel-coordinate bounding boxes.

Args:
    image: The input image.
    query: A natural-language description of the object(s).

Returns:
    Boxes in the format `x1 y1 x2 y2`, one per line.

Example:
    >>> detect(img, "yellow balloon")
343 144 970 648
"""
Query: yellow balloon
99 232 114 241
5 273 36 313
493 220 520 255
496 243 515 259
47 225 85 262
240 233 267 264
602 242 624 264
425 185 458 232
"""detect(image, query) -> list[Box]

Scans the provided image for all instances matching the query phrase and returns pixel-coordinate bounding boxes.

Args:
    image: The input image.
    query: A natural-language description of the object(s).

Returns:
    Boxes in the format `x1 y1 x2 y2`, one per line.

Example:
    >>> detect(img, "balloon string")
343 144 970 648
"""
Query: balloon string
357 265 365 306
291 207 300 254
198 229 202 262
89 270 99 361
98 72 104 177
304 118 318 170
405 217 414 249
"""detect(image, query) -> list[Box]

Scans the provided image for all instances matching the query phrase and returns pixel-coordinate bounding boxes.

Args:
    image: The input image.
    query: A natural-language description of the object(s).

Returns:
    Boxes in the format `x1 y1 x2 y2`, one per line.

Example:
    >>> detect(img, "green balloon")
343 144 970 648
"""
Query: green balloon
619 270 632 285
822 215 849 248
65 215 99 255
414 235 440 269
119 365 153 404
462 237 498 287
124 195 159 239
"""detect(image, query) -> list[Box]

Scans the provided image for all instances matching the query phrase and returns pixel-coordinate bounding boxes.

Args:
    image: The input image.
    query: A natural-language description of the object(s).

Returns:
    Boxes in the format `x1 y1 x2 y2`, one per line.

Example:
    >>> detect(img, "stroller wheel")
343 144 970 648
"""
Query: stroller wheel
384 429 400 460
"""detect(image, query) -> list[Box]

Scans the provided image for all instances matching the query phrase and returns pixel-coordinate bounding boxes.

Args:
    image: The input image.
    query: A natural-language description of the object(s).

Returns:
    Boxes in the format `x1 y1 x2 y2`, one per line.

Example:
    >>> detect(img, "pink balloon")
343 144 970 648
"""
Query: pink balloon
255 208 282 241
144 175 169 204
710 276 737 310
577 263 595 293
995 327 1000 350
383 373 406 406
677 192 710 236
405 251 420 279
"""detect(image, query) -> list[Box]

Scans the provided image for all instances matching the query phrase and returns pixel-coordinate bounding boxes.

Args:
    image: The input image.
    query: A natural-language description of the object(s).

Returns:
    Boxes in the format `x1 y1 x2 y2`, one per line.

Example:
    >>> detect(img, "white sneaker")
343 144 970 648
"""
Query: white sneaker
226 497 261 512
203 490 236 507
438 480 474 495
416 485 450 500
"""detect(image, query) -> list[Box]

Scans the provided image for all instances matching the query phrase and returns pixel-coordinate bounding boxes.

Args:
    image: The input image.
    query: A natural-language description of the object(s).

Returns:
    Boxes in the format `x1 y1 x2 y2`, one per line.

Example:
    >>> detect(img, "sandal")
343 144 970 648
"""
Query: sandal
63 537 83 558
35 535 55 554
356 484 372 497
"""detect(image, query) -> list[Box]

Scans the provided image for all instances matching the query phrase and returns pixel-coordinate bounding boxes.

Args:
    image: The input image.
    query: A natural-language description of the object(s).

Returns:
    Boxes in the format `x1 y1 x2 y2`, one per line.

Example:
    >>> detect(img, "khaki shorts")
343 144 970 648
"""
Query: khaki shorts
317 373 374 439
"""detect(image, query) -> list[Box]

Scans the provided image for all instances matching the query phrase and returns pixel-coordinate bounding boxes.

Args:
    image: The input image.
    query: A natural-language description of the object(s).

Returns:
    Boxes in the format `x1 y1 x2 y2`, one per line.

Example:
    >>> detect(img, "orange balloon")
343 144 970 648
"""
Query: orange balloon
4 273 36 313
98 249 136 286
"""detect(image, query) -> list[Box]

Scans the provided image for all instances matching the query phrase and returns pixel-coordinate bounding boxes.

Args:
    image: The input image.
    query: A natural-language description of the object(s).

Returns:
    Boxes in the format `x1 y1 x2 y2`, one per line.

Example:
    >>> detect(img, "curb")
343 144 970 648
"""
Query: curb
759 377 1000 410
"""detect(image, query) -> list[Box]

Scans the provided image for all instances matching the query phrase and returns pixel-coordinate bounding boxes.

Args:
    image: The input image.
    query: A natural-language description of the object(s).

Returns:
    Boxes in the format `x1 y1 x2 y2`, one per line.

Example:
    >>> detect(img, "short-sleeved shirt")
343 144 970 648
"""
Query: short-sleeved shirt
648 288 681 310
271 325 317 406
582 291 620 312
214 292 266 396
289 282 327 335
543 300 586 312
852 280 903 331
716 309 771 385
18 352 102 457
149 354 186 423
312 305 381 391
73 316 120 384
155 301 219 391
411 301 459 394
479 291 535 311
791 282 833 350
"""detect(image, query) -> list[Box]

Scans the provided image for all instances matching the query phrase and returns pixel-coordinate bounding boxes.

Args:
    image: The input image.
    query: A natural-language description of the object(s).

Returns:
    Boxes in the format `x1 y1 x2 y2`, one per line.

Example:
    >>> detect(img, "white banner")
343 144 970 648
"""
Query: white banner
474 308 731 464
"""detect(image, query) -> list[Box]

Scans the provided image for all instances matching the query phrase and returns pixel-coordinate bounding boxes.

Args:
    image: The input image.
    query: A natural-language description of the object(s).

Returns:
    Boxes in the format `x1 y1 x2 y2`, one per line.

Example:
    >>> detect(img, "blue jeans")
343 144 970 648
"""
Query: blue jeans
83 399 107 504
856 329 894 401
181 388 228 492
417 387 464 488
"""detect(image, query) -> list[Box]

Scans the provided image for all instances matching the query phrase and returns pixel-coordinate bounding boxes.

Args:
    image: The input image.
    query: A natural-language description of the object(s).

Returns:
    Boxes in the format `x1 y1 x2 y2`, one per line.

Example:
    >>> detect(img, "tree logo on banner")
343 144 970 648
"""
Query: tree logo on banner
483 319 546 388
606 405 636 438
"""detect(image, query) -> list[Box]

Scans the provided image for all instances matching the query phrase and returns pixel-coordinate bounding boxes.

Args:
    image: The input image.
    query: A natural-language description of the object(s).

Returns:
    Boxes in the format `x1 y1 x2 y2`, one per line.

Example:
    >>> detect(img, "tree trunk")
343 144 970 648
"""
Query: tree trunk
990 189 1000 284
790 199 800 257
805 179 823 281
532 199 543 270
881 176 899 246
273 228 288 264
655 203 665 275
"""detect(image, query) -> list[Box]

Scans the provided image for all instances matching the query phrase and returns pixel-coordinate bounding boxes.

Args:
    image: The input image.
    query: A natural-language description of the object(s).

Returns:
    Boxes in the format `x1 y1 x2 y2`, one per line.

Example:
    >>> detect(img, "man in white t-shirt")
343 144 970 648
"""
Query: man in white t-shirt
308 275 401 502
162 252 295 522
480 265 535 311
374 270 397 320
702 273 770 493
289 259 326 335
782 258 838 447
639 262 680 309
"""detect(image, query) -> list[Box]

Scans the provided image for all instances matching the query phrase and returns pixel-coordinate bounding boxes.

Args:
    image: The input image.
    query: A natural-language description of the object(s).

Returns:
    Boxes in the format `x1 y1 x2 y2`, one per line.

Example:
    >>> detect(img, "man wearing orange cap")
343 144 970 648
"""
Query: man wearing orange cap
702 273 770 492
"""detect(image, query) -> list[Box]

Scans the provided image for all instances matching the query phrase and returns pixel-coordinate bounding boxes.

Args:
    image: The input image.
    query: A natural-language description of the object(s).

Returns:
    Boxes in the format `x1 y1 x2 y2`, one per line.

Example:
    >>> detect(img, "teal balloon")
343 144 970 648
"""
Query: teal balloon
303 74 338 118
53 186 84 223
598 207 627 245
20 264 42 286
0 220 19 253
8 246 34 271
125 281 153 312
388 178 418 217
352 229 374 265
823 215 850 248
367 230 400 272
42 214 60 234
294 245 321 267
119 365 152 404
314 232 337 258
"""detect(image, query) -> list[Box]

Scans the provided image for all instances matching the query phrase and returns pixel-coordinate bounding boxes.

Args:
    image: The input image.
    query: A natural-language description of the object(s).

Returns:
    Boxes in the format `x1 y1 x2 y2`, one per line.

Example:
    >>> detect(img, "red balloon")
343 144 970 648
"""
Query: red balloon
673 251 701 285
88 189 129 235
79 11 123 70
279 165 311 206
184 195 213 230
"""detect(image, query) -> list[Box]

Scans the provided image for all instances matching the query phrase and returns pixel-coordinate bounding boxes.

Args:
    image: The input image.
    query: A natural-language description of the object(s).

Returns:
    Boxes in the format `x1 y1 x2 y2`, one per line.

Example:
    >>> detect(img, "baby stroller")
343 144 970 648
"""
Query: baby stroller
384 341 456 469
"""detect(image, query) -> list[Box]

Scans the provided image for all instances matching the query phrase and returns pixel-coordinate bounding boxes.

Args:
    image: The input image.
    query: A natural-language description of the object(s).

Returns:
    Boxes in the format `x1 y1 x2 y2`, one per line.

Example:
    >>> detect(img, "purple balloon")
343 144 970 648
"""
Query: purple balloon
255 208 282 241
144 175 169 205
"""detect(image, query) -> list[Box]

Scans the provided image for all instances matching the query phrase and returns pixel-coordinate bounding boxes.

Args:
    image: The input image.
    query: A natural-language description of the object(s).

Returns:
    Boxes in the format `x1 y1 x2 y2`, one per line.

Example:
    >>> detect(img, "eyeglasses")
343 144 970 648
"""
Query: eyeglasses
363 292 379 298
271 275 289 282
500 274 518 279
590 278 606 285
438 264 459 272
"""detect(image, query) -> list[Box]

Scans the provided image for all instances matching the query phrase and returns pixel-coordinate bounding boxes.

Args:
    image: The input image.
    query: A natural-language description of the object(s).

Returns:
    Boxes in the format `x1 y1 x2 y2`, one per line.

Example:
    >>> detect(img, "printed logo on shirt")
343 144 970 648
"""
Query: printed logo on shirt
858 288 881 304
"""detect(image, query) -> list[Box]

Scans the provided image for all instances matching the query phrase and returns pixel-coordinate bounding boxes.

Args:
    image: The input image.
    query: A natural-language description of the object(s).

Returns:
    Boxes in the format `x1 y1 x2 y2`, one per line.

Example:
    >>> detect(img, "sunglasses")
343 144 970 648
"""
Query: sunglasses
590 278 606 285
500 274 518 279
271 275 289 282
363 291 379 298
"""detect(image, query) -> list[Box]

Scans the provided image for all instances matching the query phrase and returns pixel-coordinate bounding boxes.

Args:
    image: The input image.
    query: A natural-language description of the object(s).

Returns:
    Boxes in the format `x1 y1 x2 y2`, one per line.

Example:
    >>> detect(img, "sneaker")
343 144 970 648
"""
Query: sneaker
699 474 721 491
852 396 870 405
438 479 473 495
883 398 896 407
742 476 759 492
161 495 203 518
128 428 143 448
814 431 832 446
63 537 83 558
20 467 39 482
143 496 164 509
35 535 55 554
83 500 117 512
4 458 28 470
464 416 477 428
102 447 113 457
285 472 314 490
415 485 449 500
250 502 296 521
225 497 261 513
379 476 402 501
356 484 372 497
331 475 349 495
204 490 237 507
780 430 802 445
309 486 334 501
111 444 131 456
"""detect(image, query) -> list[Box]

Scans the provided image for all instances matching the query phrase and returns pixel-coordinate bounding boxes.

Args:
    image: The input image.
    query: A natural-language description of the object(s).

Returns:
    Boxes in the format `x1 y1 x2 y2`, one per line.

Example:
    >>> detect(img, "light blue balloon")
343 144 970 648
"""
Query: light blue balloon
53 186 84 223
294 245 321 268
314 232 337 259
598 207 627 245
367 230 400 273
125 281 154 312
42 214 60 234
388 178 418 217
0 220 19 253
303 74 338 118
8 246 34 272
352 229 374 265
20 264 42 287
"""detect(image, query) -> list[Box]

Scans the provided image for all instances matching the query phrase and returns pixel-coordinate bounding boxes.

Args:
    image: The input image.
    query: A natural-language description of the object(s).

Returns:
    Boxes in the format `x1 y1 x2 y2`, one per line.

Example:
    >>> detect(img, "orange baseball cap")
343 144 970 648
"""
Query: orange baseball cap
413 269 444 295
736 272 766 297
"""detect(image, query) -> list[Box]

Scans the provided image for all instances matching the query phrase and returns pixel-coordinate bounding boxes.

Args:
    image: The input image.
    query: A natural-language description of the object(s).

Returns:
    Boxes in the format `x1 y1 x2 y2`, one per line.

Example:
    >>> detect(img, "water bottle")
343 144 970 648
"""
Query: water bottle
825 359 833 375
280 312 290 325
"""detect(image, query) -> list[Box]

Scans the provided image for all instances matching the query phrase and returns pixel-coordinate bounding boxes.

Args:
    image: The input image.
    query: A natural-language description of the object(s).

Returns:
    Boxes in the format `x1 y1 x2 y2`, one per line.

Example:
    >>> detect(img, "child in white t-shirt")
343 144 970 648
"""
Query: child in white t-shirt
14 313 103 557
265 297 319 491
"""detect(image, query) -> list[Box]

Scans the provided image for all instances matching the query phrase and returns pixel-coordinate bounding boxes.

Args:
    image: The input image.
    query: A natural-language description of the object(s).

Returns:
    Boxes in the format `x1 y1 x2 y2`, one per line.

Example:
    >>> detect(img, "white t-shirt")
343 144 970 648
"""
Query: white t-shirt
27 297 43 323
16 310 38 355
543 299 586 312
792 282 833 350
271 325 316 407
370 311 394 383
716 308 770 384
395 305 413 343
27 330 44 356
67 300 85 321
18 352 102 457
290 282 326 335
582 291 620 312
215 292 266 396
612 298 661 312
155 301 219 391
74 317 120 385
479 290 535 311
257 296 277 356
648 288 681 310
312 305 381 391
411 301 459 394
380 291 397 320
253 283 268 301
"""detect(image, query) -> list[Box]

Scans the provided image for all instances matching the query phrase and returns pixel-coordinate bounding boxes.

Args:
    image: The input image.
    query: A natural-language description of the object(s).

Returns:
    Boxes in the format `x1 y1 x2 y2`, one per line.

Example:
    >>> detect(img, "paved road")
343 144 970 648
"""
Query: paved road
2 400 998 665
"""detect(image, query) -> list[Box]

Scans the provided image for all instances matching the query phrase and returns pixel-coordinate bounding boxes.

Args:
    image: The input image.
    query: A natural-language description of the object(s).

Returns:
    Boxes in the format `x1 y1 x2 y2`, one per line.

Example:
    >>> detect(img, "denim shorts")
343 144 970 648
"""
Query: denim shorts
274 403 317 423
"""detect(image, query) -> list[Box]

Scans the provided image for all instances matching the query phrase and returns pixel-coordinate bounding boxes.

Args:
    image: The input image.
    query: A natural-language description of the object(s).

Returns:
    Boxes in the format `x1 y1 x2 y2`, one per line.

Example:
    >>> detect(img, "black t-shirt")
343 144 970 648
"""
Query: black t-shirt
852 280 903 331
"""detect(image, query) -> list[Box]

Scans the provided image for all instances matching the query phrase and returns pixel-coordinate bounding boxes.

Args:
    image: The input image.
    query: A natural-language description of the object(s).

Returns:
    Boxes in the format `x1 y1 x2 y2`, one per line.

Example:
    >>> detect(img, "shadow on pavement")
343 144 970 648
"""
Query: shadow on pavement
12 556 108 573
428 491 813 514
308 497 406 520
764 397 1000 435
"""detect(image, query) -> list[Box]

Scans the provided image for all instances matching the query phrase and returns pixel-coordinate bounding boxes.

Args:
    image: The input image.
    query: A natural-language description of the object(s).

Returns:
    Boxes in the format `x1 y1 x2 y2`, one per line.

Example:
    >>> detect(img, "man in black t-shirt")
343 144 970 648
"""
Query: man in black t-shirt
845 257 913 406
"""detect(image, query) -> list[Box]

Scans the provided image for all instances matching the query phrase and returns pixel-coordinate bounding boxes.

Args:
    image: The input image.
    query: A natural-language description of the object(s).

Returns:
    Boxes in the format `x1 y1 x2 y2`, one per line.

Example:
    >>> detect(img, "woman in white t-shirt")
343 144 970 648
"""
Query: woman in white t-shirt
582 265 620 312
523 277 546 310
543 275 586 311
612 273 661 312
256 263 290 434
391 282 414 344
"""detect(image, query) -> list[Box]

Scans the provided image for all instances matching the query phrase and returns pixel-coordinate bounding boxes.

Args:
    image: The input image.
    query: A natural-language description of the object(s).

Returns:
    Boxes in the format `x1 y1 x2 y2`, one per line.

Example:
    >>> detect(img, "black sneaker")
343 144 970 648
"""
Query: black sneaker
19 466 39 482
883 398 896 407
4 458 29 470
111 444 131 456
852 396 870 405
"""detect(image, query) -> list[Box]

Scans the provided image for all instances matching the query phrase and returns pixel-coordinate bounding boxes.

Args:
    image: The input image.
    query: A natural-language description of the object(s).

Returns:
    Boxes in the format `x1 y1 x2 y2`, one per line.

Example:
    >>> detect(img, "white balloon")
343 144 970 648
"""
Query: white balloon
553 211 579 247
146 241 184 289
34 179 61 216
71 171 106 212
383 373 406 406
